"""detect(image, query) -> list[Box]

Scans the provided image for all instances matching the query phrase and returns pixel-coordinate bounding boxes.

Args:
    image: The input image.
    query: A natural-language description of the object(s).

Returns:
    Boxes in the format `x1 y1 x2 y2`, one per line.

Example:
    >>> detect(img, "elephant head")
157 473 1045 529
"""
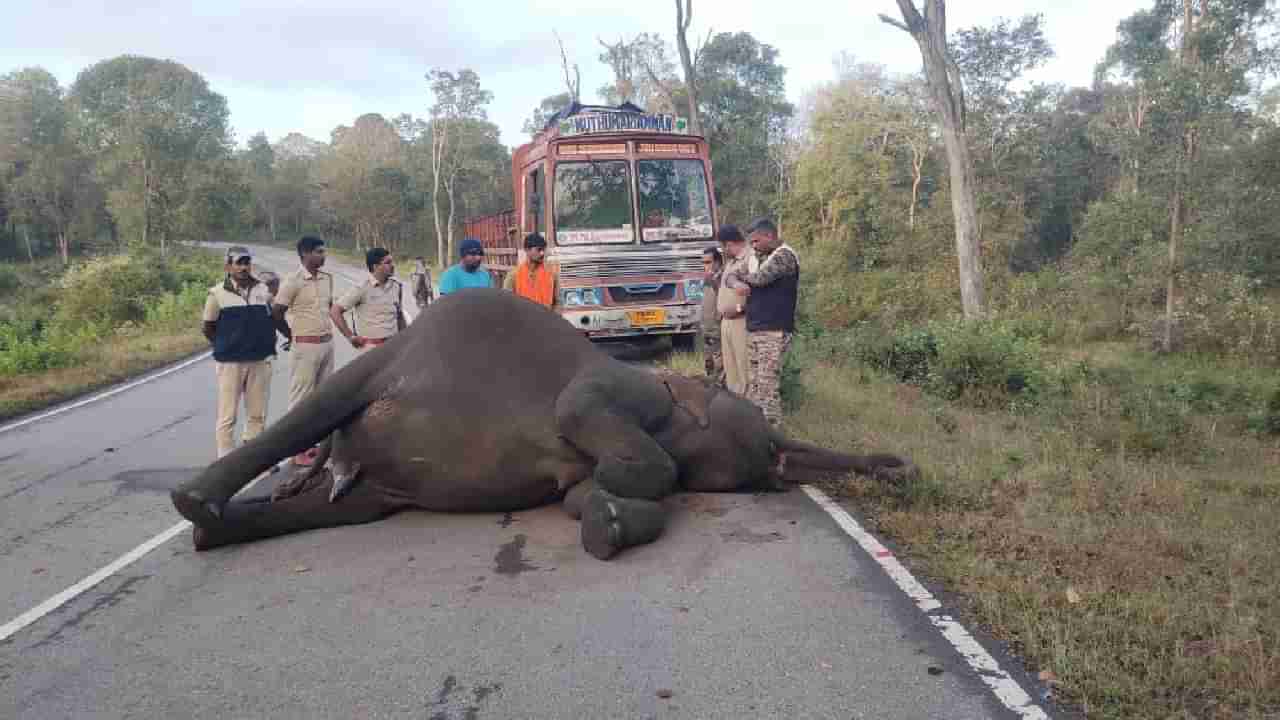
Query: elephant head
653 372 918 493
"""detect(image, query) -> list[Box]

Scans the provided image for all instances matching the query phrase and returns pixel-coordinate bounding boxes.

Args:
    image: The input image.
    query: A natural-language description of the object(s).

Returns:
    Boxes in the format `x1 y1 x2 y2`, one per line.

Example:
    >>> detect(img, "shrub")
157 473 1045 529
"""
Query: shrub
0 265 21 296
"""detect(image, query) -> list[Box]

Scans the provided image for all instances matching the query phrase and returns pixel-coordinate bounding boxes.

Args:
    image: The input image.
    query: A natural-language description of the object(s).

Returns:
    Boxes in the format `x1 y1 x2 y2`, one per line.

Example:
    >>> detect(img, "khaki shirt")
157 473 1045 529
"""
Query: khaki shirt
336 277 403 340
717 254 758 317
275 267 334 337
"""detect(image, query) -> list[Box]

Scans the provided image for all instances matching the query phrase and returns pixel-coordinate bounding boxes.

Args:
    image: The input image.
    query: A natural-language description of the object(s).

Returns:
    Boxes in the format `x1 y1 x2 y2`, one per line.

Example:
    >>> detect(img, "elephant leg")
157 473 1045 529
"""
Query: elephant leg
561 478 596 520
191 471 398 551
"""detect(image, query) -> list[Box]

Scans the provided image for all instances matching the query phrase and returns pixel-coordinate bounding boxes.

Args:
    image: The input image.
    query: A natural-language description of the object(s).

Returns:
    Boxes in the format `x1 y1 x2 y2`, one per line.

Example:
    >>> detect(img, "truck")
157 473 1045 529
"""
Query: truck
463 101 720 348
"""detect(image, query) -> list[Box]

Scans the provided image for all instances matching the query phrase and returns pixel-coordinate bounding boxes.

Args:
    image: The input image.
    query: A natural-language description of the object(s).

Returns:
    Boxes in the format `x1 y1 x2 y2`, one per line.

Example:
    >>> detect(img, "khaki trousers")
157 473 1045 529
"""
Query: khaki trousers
288 340 334 411
720 316 749 395
215 360 272 458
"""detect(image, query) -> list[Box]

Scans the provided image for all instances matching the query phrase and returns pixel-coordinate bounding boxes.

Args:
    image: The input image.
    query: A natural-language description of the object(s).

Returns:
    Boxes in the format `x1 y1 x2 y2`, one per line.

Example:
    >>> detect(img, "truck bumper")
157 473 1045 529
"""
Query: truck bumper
561 305 701 339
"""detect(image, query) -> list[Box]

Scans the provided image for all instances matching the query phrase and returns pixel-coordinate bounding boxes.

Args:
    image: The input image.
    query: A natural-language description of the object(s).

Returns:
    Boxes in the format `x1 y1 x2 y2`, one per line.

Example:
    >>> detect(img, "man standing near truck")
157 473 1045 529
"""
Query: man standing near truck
330 247 406 354
503 232 560 309
438 238 493 295
731 217 800 428
717 225 755 395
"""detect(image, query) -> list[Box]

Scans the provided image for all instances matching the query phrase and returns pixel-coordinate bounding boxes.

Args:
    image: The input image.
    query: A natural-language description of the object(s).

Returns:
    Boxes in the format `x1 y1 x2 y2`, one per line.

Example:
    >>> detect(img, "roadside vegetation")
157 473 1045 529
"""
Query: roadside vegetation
0 248 223 421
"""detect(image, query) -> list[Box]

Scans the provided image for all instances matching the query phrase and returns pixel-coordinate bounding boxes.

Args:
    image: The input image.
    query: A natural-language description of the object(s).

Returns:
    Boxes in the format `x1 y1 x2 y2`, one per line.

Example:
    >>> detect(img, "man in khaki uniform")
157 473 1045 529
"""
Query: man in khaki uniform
331 247 406 354
272 235 334 466
202 246 278 459
716 225 757 395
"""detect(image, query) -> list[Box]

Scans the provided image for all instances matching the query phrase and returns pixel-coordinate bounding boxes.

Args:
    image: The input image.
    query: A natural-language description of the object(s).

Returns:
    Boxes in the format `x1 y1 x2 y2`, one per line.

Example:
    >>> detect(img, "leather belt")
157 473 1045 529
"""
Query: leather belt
293 334 332 344
363 337 390 346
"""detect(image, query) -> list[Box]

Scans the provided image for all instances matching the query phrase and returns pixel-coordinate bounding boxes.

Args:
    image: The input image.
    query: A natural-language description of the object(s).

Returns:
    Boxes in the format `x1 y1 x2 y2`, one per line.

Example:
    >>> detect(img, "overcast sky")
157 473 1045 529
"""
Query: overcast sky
3 0 1149 150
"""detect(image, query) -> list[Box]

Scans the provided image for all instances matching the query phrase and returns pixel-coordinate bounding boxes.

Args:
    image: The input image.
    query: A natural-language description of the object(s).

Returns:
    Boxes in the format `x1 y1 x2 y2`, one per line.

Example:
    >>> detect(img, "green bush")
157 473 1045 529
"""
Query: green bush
0 265 21 296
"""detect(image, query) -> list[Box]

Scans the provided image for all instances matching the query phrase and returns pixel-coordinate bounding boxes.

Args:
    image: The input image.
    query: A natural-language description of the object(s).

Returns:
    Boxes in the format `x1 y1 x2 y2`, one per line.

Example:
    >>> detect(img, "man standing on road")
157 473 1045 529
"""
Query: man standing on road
272 235 334 466
717 225 756 395
438 238 493 295
731 217 800 427
330 247 406 354
700 246 724 384
503 232 560 309
202 246 278 459
410 256 434 311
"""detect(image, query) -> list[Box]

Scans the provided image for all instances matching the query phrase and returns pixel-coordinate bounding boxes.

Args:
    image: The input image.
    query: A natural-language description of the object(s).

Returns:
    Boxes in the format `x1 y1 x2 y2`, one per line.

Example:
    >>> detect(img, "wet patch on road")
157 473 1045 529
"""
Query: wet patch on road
493 534 537 577
720 527 786 544
428 673 502 720
21 574 150 650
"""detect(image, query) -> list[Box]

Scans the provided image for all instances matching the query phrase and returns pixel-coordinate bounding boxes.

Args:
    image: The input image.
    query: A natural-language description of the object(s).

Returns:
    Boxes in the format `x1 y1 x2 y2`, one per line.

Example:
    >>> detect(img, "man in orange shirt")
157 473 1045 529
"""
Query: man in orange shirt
503 232 561 309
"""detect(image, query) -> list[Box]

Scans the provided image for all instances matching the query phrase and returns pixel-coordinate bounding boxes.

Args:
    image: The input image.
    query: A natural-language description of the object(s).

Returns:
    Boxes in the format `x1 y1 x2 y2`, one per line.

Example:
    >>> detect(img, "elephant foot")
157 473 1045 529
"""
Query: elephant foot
580 490 668 561
171 488 223 528
581 490 625 560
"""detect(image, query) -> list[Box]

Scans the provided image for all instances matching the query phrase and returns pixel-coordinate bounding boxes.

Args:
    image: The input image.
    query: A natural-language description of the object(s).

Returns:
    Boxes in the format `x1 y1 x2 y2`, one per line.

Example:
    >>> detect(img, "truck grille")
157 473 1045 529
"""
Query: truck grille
557 253 703 280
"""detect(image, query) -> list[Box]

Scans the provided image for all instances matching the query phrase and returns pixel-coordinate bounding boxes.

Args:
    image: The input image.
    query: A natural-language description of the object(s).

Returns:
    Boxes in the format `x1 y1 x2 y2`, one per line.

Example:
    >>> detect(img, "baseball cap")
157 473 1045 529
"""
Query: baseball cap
226 246 253 263
460 238 484 256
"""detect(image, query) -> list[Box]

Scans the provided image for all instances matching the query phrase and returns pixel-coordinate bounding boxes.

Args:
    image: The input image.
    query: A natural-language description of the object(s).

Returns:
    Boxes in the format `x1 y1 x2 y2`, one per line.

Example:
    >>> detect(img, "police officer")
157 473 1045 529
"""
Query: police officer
272 235 335 466
331 247 406 354
202 246 279 459
730 217 800 427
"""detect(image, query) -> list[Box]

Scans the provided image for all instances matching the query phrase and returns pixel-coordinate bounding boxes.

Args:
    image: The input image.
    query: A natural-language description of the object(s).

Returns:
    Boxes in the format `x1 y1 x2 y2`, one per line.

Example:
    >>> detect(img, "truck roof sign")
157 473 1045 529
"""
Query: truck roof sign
558 112 689 137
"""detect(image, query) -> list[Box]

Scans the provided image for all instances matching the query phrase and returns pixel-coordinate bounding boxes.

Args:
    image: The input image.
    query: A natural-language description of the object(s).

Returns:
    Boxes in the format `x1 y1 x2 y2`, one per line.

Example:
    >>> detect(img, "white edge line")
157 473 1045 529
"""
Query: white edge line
0 351 214 435
0 470 276 644
801 484 1050 720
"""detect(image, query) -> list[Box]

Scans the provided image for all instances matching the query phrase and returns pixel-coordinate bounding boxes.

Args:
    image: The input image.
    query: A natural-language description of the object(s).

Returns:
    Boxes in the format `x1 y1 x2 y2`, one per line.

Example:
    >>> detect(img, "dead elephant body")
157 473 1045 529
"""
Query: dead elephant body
171 288 915 560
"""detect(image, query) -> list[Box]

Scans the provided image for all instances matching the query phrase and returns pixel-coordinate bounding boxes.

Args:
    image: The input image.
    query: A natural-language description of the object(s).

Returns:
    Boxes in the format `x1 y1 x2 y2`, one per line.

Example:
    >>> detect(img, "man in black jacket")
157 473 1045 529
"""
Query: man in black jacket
202 246 280 458
730 218 800 427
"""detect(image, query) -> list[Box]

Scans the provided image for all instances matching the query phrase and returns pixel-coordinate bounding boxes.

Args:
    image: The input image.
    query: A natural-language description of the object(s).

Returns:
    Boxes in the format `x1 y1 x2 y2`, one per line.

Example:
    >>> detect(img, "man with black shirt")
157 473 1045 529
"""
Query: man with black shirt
730 217 800 427
202 246 279 459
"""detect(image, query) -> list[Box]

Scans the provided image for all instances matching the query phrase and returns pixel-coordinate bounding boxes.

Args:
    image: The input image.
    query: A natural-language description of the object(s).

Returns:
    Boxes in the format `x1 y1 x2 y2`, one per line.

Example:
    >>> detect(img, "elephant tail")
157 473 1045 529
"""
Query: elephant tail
175 350 382 511
771 430 918 483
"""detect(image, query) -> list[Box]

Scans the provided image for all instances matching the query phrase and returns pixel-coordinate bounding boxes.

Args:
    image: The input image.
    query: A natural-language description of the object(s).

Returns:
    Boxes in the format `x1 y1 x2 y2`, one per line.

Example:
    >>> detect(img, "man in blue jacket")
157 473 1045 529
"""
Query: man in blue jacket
202 246 281 459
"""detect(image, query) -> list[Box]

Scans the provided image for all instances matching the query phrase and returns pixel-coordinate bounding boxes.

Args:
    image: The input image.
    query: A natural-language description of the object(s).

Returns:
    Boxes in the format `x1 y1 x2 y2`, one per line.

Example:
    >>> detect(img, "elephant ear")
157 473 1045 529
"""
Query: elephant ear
658 372 714 429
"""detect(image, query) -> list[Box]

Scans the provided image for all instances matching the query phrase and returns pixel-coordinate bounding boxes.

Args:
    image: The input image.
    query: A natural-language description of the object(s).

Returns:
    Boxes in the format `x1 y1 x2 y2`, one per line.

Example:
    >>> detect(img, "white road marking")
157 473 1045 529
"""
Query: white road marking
0 469 277 643
0 249 398 643
0 351 215 436
802 485 1050 719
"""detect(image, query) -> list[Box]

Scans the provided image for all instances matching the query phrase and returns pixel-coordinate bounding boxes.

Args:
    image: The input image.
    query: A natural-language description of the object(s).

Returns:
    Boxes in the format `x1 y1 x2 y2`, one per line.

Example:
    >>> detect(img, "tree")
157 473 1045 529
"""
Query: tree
674 0 705 135
1101 0 1276 352
242 132 281 242
0 67 101 264
426 69 494 261
522 92 573 138
880 0 987 320
68 55 231 256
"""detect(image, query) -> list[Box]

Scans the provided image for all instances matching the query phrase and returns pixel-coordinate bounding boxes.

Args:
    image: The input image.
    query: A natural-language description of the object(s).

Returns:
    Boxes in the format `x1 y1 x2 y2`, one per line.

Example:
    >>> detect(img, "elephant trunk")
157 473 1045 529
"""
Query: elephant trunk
769 428 916 482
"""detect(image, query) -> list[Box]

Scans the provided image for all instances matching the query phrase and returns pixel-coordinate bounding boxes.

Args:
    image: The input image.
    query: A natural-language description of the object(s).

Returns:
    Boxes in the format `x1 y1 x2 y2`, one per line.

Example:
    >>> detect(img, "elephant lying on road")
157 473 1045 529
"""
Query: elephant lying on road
171 288 916 560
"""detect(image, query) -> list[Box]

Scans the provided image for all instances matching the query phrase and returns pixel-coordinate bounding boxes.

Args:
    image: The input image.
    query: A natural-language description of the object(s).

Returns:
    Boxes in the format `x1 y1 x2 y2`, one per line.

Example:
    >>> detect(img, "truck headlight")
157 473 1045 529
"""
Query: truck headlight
580 288 601 305
684 278 704 301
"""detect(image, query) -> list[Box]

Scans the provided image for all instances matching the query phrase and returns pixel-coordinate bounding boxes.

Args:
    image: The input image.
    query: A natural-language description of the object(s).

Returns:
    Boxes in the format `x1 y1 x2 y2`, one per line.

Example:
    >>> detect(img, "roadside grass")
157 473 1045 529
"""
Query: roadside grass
0 248 224 422
781 357 1280 719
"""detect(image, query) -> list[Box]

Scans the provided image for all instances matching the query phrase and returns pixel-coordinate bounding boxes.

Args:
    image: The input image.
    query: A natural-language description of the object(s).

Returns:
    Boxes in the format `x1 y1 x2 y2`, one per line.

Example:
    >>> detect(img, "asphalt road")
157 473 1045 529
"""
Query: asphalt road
0 244 1050 719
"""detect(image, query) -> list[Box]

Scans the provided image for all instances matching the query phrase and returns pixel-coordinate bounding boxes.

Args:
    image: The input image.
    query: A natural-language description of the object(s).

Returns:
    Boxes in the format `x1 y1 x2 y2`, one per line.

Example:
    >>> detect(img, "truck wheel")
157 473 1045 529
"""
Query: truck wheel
672 333 696 352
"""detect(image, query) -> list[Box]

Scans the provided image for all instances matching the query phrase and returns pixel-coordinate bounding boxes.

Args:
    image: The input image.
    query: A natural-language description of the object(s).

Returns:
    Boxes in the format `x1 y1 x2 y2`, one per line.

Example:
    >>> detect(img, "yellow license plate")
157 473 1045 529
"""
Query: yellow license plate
628 309 667 326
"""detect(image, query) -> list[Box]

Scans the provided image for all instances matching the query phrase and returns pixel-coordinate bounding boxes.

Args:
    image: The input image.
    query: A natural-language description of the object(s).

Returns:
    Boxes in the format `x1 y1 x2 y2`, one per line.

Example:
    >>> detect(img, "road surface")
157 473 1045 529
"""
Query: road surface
0 244 1054 718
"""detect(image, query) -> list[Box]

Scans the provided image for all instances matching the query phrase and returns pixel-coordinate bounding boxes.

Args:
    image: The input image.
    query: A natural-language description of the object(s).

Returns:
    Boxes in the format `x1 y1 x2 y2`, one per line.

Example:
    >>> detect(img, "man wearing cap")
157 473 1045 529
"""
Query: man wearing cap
730 217 800 427
502 232 560 309
272 235 335 466
438 238 493 295
330 247 406 354
202 246 279 459
716 225 757 395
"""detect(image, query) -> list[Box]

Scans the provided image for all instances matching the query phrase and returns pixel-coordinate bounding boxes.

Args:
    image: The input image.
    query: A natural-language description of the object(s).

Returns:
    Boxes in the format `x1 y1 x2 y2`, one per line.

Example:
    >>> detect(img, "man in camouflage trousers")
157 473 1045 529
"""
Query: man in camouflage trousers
730 217 800 427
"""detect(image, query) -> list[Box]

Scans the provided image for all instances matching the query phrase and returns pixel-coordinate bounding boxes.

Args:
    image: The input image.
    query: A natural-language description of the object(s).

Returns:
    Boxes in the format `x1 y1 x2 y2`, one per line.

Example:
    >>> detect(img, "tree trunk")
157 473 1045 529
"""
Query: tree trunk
58 231 69 265
675 0 701 135
881 0 985 319
21 225 34 263
142 159 150 249
430 121 447 266
160 227 168 258
444 173 457 260
910 145 923 232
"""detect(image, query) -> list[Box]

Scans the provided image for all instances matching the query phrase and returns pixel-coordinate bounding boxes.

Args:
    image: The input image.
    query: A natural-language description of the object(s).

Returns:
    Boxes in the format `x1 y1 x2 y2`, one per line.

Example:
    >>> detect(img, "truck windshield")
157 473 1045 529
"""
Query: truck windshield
554 160 635 245
637 159 713 242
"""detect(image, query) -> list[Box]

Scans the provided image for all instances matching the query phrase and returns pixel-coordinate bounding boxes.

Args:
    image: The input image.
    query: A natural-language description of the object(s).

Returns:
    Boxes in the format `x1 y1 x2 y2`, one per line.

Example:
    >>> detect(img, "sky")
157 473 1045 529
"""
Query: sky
3 0 1151 151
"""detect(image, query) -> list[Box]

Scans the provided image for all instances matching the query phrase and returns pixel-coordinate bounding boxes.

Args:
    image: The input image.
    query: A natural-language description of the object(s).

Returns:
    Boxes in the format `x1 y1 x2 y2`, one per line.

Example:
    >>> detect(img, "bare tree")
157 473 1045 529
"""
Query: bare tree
674 0 703 135
880 0 986 319
554 31 581 103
